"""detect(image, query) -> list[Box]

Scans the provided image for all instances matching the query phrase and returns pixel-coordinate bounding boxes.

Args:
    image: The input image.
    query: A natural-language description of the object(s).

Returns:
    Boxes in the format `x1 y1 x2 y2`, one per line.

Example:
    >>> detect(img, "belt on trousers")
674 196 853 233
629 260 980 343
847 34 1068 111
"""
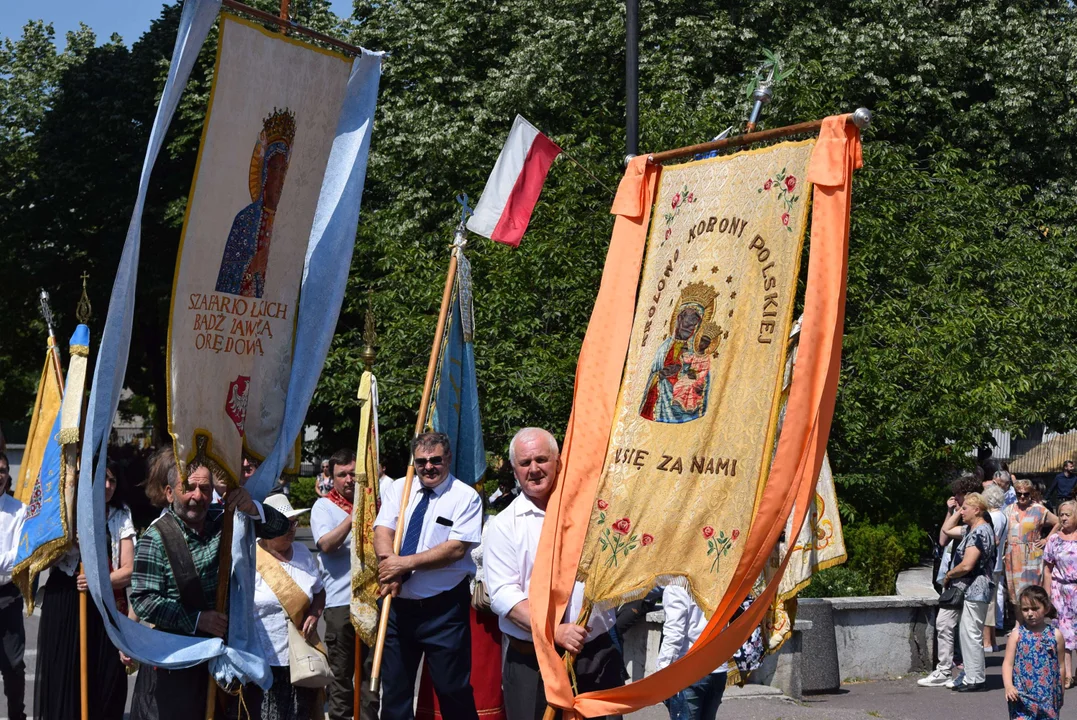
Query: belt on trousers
507 636 536 656
393 578 470 611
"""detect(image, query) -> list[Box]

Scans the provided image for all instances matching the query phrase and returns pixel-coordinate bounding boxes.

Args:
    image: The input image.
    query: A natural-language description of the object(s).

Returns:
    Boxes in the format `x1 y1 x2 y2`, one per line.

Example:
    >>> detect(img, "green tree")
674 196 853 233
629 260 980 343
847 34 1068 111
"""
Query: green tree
1 0 1075 545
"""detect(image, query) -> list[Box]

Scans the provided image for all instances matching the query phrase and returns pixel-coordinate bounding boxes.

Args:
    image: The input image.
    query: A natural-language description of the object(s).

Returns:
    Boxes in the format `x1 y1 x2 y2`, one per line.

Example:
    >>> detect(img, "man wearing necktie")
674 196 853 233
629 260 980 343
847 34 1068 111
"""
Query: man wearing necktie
374 432 483 720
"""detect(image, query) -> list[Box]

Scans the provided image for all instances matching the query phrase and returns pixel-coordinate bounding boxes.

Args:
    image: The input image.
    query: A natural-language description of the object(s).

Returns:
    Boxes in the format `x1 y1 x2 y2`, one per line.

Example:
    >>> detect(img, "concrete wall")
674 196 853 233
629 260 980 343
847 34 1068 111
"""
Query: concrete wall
826 596 936 682
619 595 938 695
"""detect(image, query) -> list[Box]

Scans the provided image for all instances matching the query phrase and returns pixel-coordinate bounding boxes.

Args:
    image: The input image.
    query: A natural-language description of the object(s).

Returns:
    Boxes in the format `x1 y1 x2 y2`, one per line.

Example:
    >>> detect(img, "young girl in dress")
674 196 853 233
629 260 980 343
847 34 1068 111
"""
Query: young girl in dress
1003 585 1064 720
1043 499 1077 686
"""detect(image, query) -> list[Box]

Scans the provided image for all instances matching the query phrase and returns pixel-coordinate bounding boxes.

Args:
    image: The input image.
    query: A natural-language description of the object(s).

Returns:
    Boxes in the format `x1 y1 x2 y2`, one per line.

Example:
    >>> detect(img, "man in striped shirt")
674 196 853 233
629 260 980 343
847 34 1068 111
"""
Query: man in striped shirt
130 456 289 720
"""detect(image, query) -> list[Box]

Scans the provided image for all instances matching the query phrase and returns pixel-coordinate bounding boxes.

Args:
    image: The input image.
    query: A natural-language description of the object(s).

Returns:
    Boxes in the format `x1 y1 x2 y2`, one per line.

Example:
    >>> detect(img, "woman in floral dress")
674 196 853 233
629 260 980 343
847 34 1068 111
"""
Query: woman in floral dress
1043 499 1077 686
1005 479 1060 604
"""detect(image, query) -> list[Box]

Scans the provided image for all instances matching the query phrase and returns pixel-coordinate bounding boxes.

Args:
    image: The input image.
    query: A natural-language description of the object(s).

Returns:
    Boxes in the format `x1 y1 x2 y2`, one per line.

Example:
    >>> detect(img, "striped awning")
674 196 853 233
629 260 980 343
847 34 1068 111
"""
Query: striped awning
1010 429 1077 474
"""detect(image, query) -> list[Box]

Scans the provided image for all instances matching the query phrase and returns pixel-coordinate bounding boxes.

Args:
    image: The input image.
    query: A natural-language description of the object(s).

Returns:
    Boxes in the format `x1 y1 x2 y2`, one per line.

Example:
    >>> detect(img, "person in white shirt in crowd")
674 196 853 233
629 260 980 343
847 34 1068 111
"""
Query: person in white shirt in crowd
374 432 483 720
485 427 624 720
316 459 333 498
656 585 728 720
250 494 325 720
982 484 1009 653
310 448 378 720
0 452 27 720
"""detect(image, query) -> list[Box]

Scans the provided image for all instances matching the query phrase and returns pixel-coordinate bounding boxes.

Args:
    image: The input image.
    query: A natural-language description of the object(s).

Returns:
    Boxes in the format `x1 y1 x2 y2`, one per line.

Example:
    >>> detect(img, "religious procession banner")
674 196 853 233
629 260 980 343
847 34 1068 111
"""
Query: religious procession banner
352 371 380 645
14 338 63 504
13 325 90 611
429 251 487 485
167 14 354 483
576 140 816 616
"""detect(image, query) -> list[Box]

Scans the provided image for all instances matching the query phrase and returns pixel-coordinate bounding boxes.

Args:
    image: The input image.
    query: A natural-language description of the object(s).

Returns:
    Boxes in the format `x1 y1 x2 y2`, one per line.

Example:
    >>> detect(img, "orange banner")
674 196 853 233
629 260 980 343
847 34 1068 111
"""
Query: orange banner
530 116 862 717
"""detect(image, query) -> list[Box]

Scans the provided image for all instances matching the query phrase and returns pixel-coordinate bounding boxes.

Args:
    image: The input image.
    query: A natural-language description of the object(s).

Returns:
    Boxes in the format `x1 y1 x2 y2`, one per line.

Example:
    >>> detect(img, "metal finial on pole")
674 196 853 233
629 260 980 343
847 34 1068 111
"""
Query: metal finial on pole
39 290 56 339
362 291 378 372
852 107 873 130
745 82 773 132
76 273 92 324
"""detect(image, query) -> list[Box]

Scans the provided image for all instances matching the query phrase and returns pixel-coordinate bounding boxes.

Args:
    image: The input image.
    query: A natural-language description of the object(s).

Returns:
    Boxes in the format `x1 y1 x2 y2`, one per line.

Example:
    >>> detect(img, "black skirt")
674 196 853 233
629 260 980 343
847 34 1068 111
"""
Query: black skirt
34 569 127 720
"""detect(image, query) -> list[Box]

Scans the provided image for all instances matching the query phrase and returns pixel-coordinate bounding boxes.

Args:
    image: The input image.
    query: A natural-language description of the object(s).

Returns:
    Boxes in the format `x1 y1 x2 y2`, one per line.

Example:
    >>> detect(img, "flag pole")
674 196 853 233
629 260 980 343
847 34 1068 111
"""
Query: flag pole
355 296 378 719
369 205 469 692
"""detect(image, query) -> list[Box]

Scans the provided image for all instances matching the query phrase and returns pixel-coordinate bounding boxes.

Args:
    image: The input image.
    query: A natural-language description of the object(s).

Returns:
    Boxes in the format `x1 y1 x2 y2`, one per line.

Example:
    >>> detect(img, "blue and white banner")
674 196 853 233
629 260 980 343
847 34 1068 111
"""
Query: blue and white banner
77 0 382 689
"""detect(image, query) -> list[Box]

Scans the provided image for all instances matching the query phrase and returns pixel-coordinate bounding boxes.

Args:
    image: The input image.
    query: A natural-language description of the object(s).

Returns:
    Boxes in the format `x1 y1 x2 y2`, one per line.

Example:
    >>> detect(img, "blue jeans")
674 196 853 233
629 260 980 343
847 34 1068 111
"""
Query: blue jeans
663 672 727 720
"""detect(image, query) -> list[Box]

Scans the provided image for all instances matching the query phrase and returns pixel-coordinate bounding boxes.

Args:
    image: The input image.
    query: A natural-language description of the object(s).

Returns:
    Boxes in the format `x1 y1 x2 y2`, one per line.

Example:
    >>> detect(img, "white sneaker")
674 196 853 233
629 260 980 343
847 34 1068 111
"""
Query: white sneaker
918 670 952 687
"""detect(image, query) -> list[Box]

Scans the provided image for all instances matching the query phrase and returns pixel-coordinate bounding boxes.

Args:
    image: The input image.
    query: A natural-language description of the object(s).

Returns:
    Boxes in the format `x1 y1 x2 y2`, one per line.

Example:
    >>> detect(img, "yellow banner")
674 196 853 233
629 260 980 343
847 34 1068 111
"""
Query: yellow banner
351 371 380 645
577 140 815 614
15 341 63 504
166 15 352 482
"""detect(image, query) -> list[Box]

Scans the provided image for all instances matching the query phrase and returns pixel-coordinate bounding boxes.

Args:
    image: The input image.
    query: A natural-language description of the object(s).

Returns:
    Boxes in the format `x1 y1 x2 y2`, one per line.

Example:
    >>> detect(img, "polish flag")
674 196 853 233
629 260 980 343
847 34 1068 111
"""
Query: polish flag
467 115 562 247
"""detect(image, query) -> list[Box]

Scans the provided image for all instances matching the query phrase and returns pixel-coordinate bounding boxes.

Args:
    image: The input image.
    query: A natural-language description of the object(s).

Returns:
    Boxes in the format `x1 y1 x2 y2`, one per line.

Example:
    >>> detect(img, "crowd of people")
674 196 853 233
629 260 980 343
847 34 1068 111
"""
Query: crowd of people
0 428 746 720
921 459 1077 719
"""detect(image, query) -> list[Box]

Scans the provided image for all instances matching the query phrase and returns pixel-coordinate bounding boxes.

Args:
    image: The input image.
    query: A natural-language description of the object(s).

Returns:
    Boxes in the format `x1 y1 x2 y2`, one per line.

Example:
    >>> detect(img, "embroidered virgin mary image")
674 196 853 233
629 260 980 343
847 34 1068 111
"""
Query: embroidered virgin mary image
215 107 296 298
640 282 719 423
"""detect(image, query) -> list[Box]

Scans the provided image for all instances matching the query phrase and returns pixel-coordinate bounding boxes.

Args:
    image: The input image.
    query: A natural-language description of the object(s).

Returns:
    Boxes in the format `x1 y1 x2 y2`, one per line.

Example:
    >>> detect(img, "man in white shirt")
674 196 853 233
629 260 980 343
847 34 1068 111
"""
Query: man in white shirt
656 586 728 720
310 449 377 720
485 428 624 720
0 453 27 720
374 432 482 720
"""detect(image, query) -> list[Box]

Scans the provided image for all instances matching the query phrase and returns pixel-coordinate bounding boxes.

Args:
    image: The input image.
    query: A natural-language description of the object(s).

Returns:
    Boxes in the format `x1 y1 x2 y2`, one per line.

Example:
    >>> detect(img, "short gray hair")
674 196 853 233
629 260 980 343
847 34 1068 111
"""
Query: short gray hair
993 469 1012 486
508 428 559 466
982 484 1005 510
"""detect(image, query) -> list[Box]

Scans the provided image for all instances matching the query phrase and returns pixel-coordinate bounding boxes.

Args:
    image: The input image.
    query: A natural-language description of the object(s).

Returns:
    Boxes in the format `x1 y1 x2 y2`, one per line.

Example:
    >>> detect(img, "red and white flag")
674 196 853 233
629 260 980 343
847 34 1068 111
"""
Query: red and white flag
467 115 562 247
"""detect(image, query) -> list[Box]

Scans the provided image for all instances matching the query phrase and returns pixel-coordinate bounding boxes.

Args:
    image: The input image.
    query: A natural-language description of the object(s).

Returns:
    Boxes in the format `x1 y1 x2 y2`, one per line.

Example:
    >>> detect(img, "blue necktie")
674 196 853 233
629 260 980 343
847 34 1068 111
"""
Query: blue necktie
400 487 434 557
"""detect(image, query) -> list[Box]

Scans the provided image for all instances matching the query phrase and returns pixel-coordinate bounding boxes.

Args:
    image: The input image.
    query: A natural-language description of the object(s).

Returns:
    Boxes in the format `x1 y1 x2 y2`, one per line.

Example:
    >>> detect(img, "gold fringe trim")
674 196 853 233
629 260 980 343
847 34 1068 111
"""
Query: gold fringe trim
57 428 80 445
69 344 89 357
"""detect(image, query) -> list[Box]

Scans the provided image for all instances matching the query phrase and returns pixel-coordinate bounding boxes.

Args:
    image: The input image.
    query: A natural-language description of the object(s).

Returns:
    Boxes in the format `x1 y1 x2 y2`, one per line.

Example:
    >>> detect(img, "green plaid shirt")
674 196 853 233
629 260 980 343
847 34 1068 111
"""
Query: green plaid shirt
130 504 290 635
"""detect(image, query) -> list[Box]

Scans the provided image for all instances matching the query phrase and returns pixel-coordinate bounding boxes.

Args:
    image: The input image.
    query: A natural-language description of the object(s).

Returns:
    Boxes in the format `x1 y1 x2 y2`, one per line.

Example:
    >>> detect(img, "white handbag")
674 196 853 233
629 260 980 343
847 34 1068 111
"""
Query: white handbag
286 618 334 688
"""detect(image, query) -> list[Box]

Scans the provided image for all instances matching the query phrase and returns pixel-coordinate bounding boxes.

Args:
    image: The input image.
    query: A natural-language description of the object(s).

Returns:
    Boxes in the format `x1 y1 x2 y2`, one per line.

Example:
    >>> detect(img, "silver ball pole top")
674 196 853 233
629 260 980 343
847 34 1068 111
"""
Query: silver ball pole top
852 107 872 129
752 84 773 104
624 153 638 168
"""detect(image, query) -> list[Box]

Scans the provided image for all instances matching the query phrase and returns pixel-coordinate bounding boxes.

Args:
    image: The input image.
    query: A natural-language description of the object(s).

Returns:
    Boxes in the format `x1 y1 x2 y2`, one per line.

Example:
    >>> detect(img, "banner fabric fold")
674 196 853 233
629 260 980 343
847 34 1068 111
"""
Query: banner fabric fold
352 371 381 645
14 339 63 505
429 250 487 485
530 115 861 717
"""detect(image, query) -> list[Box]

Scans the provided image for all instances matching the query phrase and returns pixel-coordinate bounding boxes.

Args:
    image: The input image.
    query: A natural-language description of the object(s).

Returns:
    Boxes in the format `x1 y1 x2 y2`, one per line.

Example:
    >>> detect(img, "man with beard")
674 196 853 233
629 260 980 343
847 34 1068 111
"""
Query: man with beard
374 432 483 720
485 428 623 720
129 456 290 719
311 449 378 720
0 453 27 720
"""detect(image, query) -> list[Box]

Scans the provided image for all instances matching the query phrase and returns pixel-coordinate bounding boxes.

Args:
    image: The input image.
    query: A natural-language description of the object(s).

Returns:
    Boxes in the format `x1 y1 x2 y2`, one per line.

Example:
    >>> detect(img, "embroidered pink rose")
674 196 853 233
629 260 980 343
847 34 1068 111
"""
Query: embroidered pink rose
731 529 741 541
782 213 790 226
641 533 654 546
763 179 773 191
664 228 672 240
597 499 609 511
672 193 681 209
702 526 715 539
686 193 694 203
612 517 632 535
784 175 797 192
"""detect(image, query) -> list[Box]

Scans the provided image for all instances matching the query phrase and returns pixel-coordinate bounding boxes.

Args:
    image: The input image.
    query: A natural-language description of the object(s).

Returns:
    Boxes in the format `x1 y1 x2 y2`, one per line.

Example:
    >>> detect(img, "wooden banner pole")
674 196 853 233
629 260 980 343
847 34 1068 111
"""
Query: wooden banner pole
205 504 236 720
647 110 871 165
369 241 462 692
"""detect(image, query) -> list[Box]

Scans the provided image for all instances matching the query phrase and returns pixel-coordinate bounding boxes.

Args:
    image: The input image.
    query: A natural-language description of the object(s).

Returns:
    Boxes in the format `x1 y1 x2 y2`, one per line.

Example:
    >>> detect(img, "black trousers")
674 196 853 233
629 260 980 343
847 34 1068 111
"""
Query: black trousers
381 581 478 720
323 605 378 720
130 664 210 720
501 632 626 720
0 584 25 720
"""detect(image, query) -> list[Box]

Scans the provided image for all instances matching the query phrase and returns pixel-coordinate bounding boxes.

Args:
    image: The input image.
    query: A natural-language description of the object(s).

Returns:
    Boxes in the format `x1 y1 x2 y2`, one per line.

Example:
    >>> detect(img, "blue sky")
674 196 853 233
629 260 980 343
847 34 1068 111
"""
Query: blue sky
1 0 353 47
